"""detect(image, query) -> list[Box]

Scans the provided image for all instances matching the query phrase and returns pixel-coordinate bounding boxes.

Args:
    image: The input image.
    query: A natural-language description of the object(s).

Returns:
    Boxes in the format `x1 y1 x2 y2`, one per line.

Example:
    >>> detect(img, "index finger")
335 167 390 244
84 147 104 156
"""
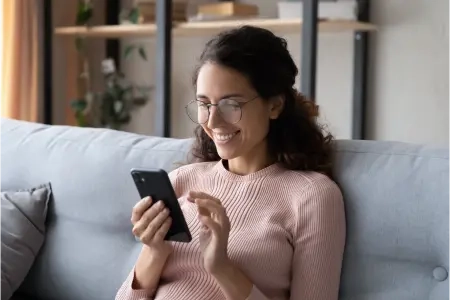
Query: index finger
131 196 152 224
188 191 221 205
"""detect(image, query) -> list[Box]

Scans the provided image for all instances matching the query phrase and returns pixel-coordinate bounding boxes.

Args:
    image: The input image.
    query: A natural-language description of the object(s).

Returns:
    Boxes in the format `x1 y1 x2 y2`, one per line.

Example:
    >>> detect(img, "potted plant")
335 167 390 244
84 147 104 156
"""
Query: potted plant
70 0 150 130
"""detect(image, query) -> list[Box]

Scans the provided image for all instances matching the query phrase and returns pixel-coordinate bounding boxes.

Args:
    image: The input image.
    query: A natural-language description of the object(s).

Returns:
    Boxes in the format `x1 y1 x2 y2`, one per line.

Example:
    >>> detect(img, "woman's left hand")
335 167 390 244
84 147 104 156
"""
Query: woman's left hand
187 191 231 275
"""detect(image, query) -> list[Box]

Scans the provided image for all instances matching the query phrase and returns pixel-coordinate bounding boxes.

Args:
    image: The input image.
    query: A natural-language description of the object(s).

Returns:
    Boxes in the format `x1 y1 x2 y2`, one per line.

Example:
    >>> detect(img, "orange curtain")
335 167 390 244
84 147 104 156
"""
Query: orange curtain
1 0 41 122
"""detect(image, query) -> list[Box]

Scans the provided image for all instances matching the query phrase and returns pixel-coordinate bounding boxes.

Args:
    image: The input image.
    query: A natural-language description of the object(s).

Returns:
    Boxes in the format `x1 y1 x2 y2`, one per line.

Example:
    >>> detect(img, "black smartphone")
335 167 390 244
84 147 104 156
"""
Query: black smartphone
130 168 192 243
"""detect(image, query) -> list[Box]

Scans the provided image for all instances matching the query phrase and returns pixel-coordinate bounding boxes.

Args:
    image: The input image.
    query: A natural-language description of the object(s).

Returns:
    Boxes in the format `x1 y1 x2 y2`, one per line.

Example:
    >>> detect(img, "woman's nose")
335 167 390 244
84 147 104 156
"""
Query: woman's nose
207 106 223 128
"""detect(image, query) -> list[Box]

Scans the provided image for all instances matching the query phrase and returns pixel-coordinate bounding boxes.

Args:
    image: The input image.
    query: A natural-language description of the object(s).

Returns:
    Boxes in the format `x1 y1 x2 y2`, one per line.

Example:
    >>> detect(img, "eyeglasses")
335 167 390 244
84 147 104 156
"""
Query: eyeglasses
185 96 259 125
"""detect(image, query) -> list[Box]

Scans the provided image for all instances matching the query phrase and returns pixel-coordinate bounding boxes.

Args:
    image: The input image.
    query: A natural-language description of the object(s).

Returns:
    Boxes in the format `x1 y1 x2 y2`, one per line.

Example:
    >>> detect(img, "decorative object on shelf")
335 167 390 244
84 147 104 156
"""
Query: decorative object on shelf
74 0 93 52
277 0 357 20
119 3 148 60
136 0 188 23
70 0 151 130
119 5 140 24
71 57 151 130
198 1 259 18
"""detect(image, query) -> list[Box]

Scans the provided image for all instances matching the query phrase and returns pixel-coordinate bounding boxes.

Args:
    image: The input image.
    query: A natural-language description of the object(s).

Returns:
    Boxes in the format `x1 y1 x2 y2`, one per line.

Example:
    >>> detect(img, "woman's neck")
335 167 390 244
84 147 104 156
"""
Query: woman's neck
226 142 274 176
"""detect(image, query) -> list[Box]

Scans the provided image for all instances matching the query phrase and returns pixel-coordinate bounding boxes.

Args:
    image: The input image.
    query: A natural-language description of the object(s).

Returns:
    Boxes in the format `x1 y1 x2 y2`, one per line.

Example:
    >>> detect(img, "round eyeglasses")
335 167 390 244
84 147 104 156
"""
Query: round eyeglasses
185 96 258 125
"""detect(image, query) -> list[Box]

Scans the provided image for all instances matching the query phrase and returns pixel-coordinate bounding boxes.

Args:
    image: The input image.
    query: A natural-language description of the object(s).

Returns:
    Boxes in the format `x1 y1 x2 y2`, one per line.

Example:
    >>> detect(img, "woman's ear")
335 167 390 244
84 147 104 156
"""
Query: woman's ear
269 96 285 119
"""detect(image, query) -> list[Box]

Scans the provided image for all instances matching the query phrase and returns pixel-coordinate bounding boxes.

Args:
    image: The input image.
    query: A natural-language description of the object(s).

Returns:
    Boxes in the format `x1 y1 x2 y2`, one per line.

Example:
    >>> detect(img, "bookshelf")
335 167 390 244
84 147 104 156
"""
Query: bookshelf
51 0 374 139
54 19 376 38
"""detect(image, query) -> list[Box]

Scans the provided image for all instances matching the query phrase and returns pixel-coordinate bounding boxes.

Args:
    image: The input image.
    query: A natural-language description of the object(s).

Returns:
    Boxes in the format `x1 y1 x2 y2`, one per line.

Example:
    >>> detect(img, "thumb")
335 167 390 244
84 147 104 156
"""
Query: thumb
198 215 221 236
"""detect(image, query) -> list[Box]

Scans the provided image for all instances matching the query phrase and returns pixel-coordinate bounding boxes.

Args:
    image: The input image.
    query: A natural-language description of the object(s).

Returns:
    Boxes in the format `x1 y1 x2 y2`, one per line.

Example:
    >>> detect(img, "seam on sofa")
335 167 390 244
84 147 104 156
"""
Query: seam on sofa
335 149 448 160
47 136 191 154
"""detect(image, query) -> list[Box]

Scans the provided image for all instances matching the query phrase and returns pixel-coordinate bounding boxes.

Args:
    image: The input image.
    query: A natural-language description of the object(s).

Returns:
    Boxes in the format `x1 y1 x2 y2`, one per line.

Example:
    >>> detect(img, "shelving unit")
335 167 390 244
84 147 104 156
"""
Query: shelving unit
54 19 376 38
50 0 374 139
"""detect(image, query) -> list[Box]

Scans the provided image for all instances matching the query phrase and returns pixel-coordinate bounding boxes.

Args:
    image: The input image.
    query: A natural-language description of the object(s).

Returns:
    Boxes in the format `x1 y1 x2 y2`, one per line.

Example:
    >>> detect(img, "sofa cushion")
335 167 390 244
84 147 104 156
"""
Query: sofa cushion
1 183 52 300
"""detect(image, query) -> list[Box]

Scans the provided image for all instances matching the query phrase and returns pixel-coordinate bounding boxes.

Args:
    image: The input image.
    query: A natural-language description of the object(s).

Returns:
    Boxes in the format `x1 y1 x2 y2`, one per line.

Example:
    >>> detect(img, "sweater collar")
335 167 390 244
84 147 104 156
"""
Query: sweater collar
213 159 283 181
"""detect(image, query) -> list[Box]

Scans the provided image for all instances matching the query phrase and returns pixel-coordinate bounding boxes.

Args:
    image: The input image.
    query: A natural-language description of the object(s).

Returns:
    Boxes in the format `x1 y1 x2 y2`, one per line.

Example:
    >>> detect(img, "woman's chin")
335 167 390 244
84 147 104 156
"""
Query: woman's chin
216 147 239 161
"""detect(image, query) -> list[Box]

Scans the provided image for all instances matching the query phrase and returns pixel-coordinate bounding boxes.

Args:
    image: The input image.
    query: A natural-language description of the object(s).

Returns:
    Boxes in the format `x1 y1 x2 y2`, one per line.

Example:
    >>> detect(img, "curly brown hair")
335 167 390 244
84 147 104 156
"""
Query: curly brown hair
188 26 334 177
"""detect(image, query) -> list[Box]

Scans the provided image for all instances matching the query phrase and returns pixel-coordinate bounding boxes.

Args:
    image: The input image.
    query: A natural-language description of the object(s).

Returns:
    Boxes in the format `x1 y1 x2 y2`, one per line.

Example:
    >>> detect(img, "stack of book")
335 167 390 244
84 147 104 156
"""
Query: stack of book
189 2 259 22
136 0 188 23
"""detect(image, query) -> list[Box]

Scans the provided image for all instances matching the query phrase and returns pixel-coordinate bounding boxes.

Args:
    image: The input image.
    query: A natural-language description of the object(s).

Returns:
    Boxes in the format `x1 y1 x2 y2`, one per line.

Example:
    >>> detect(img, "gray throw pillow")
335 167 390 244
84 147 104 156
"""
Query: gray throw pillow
1 184 52 300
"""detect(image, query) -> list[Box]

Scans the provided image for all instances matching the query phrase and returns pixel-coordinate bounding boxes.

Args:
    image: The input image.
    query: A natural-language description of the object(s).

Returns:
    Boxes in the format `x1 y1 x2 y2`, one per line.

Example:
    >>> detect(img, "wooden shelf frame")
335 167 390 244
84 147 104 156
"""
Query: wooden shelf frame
54 18 376 38
48 0 374 139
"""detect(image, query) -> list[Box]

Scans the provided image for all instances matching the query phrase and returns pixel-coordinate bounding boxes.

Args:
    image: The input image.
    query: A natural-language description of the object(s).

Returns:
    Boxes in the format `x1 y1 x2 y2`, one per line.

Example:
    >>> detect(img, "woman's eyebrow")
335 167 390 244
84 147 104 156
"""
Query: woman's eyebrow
196 93 245 99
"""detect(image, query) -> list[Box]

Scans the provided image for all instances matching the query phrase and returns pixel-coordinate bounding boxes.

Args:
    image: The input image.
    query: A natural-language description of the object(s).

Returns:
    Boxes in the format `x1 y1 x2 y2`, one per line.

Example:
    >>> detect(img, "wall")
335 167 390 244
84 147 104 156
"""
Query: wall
366 0 448 145
120 0 448 146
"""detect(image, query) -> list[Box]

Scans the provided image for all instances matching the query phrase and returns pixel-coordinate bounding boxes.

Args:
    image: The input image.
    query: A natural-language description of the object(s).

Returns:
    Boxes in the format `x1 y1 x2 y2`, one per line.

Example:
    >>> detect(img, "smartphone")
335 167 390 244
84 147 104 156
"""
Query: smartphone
130 168 192 243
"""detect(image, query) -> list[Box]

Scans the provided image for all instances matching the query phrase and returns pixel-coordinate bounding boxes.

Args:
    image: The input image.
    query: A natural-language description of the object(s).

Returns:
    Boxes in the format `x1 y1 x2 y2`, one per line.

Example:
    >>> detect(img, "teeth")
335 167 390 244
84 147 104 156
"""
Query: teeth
214 132 237 141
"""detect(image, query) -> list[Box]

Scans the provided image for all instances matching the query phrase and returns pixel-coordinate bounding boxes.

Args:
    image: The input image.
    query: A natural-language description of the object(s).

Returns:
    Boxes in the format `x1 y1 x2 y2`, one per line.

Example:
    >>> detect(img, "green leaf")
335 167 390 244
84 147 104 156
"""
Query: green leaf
116 71 126 78
75 111 89 127
136 85 152 95
76 1 93 25
138 46 147 61
129 7 140 24
123 86 133 94
70 99 87 112
75 37 84 52
117 113 131 124
123 44 136 59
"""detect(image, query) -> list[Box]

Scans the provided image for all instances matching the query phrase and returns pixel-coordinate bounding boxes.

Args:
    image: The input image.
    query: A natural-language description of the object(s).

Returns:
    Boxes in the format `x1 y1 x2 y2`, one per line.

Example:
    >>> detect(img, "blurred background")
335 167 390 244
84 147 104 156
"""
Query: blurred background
1 0 448 146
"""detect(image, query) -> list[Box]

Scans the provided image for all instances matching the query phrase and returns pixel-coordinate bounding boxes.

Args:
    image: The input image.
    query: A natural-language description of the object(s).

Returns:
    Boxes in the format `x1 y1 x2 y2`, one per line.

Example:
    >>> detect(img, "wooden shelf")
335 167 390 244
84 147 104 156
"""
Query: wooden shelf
54 18 376 38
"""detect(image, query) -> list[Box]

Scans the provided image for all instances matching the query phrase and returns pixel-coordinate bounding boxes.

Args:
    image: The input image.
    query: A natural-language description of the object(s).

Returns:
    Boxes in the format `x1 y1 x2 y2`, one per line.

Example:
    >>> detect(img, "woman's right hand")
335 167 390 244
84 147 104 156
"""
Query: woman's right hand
130 197 173 292
131 196 173 258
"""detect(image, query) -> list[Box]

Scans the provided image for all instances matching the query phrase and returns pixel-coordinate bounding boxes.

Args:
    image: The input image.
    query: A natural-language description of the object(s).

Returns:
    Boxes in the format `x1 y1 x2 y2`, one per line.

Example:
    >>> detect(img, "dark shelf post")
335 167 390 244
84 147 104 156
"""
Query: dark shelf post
43 0 53 124
155 0 172 137
300 0 318 101
105 1 120 65
352 0 370 140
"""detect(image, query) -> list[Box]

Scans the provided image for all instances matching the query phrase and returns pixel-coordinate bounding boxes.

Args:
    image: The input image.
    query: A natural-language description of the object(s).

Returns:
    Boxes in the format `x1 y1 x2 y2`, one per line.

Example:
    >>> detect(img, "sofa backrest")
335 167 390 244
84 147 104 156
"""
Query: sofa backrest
333 139 448 300
1 118 448 300
2 118 192 300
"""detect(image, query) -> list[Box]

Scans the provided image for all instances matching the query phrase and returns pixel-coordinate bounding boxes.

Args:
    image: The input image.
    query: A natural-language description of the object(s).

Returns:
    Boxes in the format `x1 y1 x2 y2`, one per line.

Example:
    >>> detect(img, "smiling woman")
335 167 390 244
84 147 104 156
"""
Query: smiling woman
116 25 345 300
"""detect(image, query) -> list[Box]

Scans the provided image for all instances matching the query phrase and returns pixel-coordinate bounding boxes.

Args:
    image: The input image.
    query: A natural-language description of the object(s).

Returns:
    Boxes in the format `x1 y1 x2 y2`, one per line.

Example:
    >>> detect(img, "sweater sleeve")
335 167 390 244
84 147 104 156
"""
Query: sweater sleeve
289 178 346 300
246 178 345 300
115 267 155 300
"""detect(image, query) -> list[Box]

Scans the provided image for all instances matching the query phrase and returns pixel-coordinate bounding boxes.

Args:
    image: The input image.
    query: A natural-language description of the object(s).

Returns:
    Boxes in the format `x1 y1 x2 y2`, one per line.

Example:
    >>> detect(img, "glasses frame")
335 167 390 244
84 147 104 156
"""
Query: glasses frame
185 95 259 125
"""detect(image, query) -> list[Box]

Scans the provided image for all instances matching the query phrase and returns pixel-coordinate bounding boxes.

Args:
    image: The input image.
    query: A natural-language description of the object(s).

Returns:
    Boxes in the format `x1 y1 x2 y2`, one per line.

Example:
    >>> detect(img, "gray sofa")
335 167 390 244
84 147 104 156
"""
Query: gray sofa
1 117 448 300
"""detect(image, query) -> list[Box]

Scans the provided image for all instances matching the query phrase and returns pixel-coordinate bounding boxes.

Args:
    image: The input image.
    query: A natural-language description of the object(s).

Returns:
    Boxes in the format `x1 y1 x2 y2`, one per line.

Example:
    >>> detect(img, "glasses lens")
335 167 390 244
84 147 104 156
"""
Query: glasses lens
186 101 209 124
218 99 242 124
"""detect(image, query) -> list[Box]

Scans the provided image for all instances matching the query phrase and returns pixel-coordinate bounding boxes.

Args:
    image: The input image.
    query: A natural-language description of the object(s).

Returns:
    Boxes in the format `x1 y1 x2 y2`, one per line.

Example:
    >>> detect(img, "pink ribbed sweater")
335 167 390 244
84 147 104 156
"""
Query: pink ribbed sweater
116 160 346 300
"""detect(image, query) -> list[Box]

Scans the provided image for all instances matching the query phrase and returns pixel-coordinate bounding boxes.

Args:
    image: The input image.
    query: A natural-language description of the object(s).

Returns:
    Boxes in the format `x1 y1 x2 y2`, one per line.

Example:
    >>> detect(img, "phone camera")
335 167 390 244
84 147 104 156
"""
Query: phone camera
140 177 145 183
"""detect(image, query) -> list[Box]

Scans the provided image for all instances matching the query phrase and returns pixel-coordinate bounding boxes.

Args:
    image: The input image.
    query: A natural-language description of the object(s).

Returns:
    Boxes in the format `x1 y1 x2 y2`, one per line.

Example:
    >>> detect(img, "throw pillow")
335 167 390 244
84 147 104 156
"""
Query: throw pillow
1 184 52 300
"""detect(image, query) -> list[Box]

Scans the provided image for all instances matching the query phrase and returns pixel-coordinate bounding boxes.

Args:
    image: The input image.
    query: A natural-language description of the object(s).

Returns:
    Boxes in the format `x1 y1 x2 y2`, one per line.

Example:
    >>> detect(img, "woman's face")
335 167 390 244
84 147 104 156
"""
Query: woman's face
195 62 282 162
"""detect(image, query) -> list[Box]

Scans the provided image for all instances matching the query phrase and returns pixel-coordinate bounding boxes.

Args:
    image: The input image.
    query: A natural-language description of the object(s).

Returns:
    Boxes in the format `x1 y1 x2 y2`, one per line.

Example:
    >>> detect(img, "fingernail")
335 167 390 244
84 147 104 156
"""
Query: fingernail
158 200 164 207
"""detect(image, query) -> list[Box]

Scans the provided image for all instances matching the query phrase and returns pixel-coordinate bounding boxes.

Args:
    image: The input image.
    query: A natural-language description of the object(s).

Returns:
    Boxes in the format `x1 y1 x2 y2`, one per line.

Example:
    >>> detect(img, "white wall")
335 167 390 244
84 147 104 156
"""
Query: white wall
366 0 448 145
121 0 449 146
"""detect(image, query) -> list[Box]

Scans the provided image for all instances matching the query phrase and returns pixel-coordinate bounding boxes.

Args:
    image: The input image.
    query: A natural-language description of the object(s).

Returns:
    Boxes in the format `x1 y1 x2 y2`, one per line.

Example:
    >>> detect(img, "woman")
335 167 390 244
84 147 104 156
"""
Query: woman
116 25 346 300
